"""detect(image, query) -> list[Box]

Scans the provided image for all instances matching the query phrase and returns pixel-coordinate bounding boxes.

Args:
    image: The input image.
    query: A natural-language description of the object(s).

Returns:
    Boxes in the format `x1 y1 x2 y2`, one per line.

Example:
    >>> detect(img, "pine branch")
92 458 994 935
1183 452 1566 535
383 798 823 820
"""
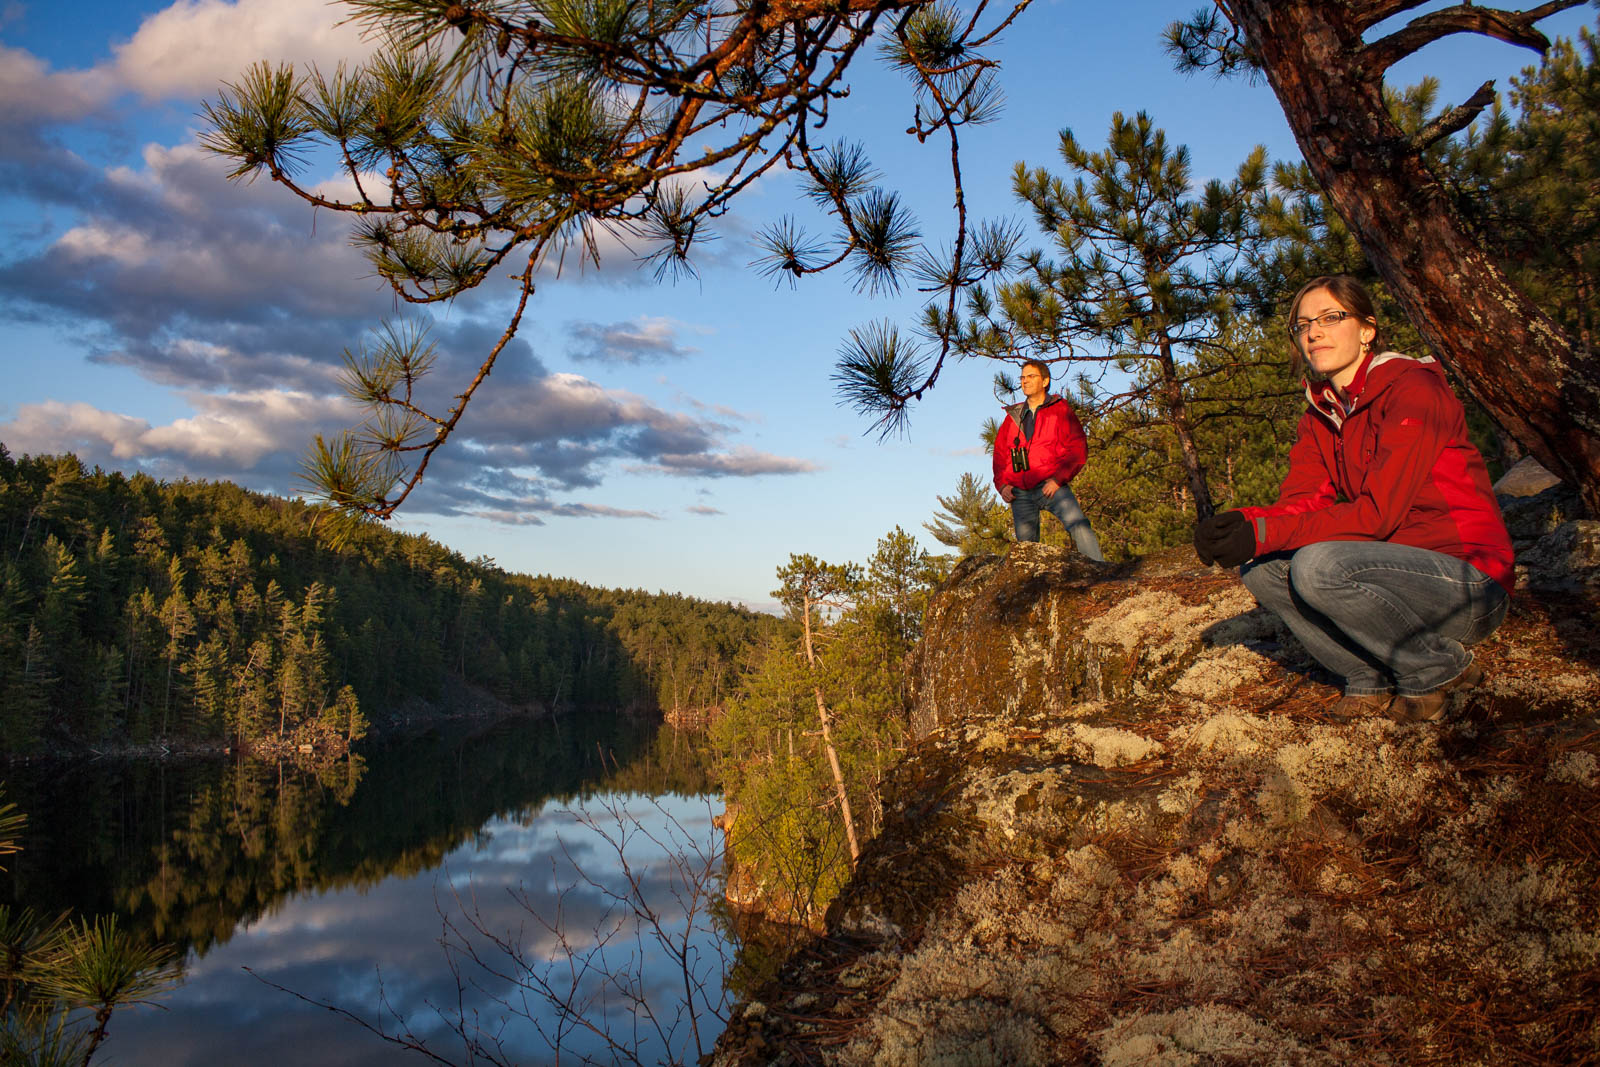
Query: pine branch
1361 2 1584 76
1415 80 1498 150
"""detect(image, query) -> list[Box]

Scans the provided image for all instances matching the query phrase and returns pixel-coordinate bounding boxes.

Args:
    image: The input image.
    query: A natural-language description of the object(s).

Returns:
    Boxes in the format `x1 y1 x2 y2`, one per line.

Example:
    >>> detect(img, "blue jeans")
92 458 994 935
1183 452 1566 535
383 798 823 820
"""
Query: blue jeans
1240 541 1508 696
1010 484 1105 561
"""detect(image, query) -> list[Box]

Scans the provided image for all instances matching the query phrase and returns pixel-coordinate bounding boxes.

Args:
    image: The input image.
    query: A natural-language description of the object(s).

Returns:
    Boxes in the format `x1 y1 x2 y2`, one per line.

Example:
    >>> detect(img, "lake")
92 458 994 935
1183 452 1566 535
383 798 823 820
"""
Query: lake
3 714 741 1066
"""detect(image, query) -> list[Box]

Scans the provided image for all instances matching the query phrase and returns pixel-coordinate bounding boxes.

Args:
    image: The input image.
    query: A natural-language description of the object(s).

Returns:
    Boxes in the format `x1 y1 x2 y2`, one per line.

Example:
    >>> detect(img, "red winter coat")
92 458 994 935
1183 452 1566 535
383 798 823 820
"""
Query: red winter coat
1238 351 1514 592
992 395 1088 492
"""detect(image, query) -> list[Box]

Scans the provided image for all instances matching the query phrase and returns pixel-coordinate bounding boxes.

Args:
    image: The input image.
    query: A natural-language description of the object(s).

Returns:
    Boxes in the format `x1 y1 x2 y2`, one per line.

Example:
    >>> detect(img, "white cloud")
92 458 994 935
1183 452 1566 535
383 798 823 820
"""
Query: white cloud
2 402 152 459
0 44 115 122
0 2 817 517
0 0 375 124
146 390 350 462
112 0 376 102
473 502 661 525
566 316 705 364
5 140 386 387
1 391 355 470
635 445 822 478
55 222 156 267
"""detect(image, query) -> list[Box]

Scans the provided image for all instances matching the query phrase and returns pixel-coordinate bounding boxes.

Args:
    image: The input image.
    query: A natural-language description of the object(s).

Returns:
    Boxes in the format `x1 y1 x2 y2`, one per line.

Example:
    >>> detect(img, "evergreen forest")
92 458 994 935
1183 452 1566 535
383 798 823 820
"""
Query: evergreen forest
0 447 779 755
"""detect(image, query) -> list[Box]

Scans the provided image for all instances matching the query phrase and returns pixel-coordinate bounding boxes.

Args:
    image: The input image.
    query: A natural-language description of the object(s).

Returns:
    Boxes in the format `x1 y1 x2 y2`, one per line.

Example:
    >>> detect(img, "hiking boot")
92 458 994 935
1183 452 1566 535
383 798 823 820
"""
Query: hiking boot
1388 664 1485 724
1324 691 1394 722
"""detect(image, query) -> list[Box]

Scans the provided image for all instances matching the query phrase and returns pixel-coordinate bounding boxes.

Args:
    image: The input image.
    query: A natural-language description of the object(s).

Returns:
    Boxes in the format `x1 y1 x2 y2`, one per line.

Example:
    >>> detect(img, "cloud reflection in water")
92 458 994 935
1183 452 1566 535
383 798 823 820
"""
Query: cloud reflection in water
105 793 729 1067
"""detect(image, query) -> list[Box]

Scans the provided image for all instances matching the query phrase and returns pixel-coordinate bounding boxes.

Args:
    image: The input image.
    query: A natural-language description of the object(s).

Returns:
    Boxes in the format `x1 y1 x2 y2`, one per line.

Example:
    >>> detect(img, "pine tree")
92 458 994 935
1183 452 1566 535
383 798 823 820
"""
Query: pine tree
3 625 52 750
1066 322 1301 556
1458 33 1599 354
924 473 1012 559
863 526 939 648
0 563 30 746
158 578 196 738
773 554 866 862
200 0 1026 518
958 112 1271 521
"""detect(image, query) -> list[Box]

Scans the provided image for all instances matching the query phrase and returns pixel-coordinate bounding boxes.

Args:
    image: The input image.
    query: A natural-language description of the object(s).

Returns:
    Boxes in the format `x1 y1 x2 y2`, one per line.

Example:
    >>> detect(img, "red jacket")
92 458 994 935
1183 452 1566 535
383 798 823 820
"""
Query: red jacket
993 395 1089 492
1238 351 1514 592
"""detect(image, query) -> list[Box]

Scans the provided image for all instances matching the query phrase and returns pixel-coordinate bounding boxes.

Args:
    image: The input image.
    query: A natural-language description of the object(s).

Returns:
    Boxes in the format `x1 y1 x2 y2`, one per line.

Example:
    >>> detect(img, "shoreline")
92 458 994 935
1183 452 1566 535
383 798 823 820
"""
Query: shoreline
4 686 689 767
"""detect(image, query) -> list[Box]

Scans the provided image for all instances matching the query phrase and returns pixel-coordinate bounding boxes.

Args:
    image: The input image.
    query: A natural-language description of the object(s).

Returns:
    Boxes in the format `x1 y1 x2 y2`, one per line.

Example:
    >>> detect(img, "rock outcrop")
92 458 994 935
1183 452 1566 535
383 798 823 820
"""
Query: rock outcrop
713 525 1600 1065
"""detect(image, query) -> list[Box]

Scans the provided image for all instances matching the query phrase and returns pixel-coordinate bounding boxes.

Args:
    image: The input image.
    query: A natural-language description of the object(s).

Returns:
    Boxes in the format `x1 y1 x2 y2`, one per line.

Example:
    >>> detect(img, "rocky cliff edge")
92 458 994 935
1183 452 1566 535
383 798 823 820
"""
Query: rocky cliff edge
713 500 1600 1065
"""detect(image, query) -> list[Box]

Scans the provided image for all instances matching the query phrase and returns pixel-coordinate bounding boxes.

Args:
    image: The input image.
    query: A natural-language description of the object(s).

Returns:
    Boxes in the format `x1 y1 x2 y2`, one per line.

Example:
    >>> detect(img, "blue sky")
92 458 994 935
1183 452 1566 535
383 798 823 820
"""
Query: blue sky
1 0 1590 608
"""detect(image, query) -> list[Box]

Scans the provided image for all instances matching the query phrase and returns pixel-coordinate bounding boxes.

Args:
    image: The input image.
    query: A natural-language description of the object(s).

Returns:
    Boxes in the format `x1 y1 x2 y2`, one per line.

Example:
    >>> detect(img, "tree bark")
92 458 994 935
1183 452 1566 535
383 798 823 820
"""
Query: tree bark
1157 331 1216 519
800 599 861 862
1232 0 1600 514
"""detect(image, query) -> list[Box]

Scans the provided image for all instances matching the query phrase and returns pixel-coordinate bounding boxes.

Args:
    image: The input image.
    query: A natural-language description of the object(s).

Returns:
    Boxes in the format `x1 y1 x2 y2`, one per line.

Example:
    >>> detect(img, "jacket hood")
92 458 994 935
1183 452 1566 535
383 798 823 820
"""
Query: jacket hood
1304 351 1444 430
1003 394 1063 418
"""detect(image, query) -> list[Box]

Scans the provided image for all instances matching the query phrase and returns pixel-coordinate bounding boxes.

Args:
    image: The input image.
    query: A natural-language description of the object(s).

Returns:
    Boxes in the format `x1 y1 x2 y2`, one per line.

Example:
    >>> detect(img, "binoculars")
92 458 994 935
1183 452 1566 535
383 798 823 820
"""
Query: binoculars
1010 446 1029 473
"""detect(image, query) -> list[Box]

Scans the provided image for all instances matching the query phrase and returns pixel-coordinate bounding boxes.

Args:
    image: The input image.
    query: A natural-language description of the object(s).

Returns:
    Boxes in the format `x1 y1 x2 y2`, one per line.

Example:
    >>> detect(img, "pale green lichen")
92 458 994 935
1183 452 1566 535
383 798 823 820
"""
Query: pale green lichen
1091 1005 1335 1067
1157 771 1205 814
1546 750 1597 786
1250 729 1443 832
1171 711 1295 761
1170 644 1271 700
839 849 1122 1066
1058 723 1165 767
1080 587 1259 698
1483 671 1600 712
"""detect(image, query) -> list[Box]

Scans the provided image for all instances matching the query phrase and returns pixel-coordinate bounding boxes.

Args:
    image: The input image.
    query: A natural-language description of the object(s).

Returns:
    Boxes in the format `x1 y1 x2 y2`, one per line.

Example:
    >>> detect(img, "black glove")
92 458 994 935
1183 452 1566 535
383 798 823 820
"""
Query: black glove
1194 511 1256 568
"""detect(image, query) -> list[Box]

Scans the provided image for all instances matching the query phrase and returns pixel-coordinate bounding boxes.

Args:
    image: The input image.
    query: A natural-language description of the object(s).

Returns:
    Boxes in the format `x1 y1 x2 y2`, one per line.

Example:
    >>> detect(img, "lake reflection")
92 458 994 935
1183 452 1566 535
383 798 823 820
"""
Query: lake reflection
4 716 734 1066
115 794 728 1066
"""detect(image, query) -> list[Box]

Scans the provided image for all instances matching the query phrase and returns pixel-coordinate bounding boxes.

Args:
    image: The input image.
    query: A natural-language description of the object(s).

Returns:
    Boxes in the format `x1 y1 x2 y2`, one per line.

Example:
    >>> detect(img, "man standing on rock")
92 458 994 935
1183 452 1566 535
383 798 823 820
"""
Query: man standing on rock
993 360 1105 560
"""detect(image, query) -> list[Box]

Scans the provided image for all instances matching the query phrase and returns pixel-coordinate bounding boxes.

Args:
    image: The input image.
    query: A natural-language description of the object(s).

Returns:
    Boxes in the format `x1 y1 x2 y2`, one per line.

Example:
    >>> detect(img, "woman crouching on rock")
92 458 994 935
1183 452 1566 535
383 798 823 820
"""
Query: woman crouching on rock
1193 275 1514 723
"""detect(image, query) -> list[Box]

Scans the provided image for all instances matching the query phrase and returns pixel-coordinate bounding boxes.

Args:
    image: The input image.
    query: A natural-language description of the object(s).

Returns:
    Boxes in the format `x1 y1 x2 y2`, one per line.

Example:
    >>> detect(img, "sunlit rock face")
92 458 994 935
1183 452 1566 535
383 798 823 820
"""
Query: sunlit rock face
908 543 1268 737
713 527 1600 1066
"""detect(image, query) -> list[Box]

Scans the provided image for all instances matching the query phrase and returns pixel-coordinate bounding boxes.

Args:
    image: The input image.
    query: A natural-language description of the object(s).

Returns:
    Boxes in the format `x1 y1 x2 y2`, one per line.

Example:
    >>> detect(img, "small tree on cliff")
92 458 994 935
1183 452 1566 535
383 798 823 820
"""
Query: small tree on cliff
924 473 1011 559
861 526 940 648
715 533 932 920
962 319 1300 558
773 553 865 862
1062 321 1303 556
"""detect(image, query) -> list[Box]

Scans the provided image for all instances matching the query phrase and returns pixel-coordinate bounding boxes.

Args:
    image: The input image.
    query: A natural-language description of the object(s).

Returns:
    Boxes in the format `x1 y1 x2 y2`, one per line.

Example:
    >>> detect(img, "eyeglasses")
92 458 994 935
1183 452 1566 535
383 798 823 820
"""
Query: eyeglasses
1289 310 1357 337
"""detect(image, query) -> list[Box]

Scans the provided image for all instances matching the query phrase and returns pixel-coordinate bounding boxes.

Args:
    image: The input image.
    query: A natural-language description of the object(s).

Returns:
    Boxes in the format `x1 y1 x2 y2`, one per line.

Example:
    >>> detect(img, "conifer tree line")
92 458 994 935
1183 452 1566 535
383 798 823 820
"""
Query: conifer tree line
0 447 778 754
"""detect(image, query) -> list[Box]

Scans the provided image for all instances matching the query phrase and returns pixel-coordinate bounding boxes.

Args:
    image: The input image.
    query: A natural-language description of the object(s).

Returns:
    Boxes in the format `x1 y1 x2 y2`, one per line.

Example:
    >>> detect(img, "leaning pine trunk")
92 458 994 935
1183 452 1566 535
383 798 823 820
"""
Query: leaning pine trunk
1233 0 1600 515
801 599 861 862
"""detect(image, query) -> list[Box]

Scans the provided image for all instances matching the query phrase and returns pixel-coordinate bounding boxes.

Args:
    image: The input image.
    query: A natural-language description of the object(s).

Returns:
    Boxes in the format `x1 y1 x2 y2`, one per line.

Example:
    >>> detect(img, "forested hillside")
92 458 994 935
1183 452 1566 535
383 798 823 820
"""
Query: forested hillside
0 446 778 754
